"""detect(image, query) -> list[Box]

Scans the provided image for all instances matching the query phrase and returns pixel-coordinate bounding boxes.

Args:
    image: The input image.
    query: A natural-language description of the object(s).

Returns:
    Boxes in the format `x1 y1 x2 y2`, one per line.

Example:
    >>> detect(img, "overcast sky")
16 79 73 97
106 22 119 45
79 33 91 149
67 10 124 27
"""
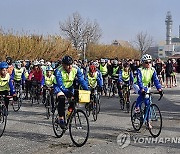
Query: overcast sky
0 0 180 44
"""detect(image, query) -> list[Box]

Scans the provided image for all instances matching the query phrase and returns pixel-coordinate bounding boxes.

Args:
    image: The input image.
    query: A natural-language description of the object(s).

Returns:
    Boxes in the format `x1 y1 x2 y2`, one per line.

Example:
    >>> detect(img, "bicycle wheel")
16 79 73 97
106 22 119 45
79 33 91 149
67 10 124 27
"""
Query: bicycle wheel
85 103 91 117
12 90 22 112
120 98 124 110
45 96 51 119
69 109 89 147
108 84 112 98
0 104 7 137
52 109 65 138
148 104 162 138
131 101 143 131
92 97 98 121
97 94 101 114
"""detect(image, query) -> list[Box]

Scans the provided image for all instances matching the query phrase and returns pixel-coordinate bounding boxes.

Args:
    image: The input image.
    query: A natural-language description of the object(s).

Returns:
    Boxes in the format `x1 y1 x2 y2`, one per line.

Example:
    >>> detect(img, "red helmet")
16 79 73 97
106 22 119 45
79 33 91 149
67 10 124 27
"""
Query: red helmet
89 65 96 73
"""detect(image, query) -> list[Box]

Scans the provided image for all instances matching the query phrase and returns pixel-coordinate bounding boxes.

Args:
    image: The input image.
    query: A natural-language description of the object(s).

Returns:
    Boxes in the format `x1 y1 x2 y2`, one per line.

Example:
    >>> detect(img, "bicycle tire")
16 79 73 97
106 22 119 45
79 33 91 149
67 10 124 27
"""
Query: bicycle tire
69 109 89 147
97 94 101 114
92 97 98 121
131 101 143 131
148 104 162 138
85 103 91 117
12 89 22 112
52 110 65 138
45 96 51 119
0 104 7 137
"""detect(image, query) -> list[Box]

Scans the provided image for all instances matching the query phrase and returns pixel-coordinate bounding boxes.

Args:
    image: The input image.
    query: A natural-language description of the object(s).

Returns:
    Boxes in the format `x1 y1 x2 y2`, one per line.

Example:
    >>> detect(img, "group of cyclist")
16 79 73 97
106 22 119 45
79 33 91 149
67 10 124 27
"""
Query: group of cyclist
0 53 165 130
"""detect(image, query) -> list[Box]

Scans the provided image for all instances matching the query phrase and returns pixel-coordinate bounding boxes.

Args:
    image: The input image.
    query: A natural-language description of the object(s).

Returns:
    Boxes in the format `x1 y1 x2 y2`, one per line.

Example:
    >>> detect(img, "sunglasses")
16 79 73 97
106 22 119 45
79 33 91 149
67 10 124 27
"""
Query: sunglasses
145 61 151 64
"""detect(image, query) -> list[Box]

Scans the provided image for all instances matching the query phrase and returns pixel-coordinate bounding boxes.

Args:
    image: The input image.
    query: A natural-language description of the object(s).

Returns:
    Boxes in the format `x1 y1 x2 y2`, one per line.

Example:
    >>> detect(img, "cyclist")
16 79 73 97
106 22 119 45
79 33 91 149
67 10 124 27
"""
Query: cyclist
6 57 14 75
0 62 17 114
86 65 103 90
109 59 120 96
28 61 43 98
99 58 110 96
39 59 46 75
11 61 25 88
118 62 133 104
54 55 89 129
41 66 56 111
134 54 163 128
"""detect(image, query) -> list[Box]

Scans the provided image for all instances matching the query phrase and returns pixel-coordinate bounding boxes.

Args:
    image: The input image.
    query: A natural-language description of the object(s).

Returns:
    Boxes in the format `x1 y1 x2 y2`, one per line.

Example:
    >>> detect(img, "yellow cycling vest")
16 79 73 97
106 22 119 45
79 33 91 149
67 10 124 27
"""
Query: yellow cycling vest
14 68 24 81
88 72 97 88
0 73 10 91
45 74 56 87
122 69 130 81
112 66 119 77
100 64 108 75
58 66 77 88
139 67 155 86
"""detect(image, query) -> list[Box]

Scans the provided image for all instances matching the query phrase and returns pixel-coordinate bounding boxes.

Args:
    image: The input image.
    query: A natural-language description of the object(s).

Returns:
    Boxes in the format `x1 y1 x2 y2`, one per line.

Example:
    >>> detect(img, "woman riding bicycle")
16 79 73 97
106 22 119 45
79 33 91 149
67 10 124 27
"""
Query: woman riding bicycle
134 54 163 129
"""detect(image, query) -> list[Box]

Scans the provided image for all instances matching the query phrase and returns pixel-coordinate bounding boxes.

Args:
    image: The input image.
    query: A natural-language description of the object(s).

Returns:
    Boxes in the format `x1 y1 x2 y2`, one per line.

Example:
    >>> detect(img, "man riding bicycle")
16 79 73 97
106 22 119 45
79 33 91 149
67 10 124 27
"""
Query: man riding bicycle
118 62 133 103
54 56 89 129
134 54 163 128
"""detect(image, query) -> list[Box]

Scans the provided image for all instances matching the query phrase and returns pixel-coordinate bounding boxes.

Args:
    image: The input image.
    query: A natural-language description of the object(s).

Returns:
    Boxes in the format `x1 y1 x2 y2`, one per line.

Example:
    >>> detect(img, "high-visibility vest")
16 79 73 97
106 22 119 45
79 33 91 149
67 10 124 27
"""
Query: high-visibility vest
100 64 108 75
58 66 77 88
14 68 24 81
0 73 10 91
88 72 98 88
139 67 155 86
45 74 56 86
112 66 119 77
122 69 130 81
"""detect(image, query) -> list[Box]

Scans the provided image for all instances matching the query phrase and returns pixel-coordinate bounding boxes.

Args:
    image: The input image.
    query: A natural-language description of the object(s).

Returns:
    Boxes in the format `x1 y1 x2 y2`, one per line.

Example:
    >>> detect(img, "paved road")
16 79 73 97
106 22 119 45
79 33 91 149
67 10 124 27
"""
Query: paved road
0 75 180 154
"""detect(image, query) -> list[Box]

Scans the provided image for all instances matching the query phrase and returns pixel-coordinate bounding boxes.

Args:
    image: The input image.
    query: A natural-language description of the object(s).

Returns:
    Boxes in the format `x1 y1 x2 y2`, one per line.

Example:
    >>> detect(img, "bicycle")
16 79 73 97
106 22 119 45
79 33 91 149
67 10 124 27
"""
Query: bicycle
12 82 23 112
108 77 118 98
120 83 131 113
43 86 53 119
131 92 163 138
30 81 41 106
85 88 100 121
52 90 90 147
0 95 8 137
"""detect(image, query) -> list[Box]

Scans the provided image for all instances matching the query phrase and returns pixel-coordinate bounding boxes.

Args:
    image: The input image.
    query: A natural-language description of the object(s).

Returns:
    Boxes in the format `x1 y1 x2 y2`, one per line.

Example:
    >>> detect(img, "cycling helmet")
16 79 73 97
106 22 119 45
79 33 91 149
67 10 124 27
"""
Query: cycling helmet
113 60 118 65
141 54 152 62
46 66 53 71
15 61 21 69
0 62 8 69
33 60 40 66
89 65 96 73
100 59 105 63
62 56 73 65
6 57 12 65
93 62 99 68
46 61 51 66
39 59 45 65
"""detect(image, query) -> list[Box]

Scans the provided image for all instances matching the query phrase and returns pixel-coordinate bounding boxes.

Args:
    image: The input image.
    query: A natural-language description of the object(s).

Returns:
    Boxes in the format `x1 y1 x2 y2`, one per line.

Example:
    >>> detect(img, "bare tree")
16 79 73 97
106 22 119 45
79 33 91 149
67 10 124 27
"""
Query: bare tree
59 12 102 59
134 31 153 56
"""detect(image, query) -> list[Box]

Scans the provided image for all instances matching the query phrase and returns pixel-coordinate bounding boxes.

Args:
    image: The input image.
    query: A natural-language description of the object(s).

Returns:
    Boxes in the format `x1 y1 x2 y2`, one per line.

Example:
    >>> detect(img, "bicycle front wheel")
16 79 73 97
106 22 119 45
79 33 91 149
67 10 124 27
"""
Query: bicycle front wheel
69 109 89 147
52 109 65 138
0 104 7 137
148 104 162 138
131 101 143 131
12 91 22 112
92 101 98 121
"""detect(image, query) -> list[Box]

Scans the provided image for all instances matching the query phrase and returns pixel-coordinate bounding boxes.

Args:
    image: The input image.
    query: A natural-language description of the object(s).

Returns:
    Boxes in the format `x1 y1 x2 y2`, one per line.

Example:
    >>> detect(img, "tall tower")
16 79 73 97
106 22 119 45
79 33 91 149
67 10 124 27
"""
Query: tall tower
165 11 173 45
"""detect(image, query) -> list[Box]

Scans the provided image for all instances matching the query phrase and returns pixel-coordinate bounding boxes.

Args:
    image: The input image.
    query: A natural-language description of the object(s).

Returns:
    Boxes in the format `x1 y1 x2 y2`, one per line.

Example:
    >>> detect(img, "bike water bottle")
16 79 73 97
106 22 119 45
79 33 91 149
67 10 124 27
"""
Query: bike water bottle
66 107 73 118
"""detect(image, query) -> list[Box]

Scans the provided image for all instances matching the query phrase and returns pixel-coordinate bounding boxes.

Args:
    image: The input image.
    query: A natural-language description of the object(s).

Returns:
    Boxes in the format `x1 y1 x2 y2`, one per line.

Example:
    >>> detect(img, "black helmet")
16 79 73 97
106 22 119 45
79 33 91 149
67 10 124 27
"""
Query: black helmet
6 56 12 65
62 56 73 65
123 62 129 68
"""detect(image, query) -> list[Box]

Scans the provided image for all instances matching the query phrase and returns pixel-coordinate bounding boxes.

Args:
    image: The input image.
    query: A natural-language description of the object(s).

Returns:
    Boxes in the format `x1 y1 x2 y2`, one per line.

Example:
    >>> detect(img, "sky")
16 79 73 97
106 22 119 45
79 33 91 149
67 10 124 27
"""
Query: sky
0 0 180 44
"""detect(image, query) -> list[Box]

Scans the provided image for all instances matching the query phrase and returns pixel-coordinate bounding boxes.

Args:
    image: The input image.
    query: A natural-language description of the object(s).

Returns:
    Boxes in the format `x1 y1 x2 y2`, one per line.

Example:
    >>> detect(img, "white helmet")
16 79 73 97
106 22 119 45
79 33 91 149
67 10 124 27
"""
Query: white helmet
39 59 44 65
141 54 152 62
33 60 40 66
46 61 51 66
100 59 105 63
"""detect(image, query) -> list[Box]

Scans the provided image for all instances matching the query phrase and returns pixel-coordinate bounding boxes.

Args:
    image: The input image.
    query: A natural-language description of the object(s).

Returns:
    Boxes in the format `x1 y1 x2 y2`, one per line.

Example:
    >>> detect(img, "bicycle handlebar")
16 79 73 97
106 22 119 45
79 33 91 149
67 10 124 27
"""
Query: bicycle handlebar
146 92 163 101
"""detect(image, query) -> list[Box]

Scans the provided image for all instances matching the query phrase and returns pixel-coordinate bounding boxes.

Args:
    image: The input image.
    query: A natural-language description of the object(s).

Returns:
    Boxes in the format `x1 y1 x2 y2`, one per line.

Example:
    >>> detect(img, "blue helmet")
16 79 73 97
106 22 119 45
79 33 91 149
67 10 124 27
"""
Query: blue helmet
0 62 9 69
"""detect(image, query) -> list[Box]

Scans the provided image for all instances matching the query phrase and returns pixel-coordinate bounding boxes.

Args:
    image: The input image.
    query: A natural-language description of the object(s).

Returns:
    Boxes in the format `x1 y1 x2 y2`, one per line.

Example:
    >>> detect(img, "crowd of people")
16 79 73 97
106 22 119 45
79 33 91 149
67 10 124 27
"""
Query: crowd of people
0 55 179 129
